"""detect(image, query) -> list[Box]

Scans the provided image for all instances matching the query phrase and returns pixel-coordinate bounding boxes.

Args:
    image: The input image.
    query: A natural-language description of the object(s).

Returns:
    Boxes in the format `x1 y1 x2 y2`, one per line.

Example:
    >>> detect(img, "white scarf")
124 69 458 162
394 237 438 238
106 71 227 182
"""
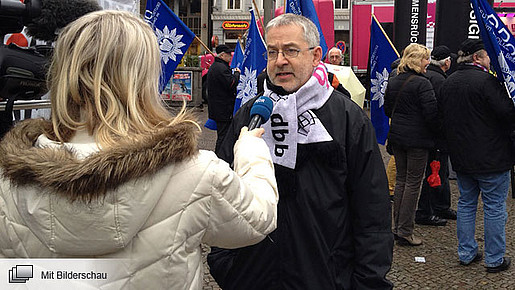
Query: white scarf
261 62 333 169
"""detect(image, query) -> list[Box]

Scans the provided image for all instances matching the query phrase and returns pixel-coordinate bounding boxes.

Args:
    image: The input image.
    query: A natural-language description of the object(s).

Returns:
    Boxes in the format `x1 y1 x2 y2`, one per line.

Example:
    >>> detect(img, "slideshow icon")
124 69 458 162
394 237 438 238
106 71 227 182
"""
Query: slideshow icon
9 265 33 283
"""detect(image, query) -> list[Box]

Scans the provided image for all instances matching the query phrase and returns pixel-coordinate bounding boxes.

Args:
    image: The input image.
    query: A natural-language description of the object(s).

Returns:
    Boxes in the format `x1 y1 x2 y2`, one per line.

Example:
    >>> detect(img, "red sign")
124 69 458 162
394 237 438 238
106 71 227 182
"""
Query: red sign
222 21 249 30
336 41 346 54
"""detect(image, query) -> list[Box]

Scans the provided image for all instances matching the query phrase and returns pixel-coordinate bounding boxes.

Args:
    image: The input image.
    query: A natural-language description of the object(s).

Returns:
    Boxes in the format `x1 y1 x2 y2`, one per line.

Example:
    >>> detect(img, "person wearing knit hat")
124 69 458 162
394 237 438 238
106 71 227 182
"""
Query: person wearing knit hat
415 45 455 227
458 39 485 57
431 45 451 61
439 38 515 272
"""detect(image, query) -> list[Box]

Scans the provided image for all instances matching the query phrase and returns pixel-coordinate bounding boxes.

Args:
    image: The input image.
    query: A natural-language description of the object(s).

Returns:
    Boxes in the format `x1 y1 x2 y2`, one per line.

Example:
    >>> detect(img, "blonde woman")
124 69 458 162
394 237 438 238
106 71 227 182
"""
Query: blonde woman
0 10 278 289
384 43 438 246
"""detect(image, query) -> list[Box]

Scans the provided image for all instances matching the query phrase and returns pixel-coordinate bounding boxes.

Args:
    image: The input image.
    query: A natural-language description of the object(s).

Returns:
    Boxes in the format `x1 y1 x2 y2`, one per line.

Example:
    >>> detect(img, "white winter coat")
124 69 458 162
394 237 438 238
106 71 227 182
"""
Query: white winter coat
0 119 278 289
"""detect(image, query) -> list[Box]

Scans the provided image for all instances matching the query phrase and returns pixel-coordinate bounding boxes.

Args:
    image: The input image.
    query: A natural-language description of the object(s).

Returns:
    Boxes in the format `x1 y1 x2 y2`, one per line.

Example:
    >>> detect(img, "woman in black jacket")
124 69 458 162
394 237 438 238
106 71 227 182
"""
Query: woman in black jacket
384 43 438 246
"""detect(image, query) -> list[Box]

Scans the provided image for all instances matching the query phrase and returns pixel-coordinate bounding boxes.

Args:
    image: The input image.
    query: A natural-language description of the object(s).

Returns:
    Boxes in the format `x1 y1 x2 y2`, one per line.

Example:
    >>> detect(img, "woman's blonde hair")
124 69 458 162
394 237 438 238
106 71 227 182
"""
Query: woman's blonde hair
398 43 431 74
47 10 197 147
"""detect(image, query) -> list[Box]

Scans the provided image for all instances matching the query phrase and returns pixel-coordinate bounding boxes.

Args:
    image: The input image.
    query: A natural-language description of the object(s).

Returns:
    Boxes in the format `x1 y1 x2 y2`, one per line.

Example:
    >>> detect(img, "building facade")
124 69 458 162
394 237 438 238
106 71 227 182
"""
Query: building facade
211 0 350 51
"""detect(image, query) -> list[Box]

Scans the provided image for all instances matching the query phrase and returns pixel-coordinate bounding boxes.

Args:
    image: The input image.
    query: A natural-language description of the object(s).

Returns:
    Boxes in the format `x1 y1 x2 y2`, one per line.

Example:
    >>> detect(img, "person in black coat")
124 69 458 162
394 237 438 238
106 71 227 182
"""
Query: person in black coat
206 44 240 152
208 14 393 289
384 43 438 246
440 39 515 271
415 45 456 226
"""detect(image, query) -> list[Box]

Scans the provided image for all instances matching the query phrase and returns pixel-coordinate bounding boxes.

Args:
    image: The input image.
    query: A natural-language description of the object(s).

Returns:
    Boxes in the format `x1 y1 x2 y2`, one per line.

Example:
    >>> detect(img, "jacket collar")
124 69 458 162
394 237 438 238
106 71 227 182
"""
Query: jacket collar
399 69 424 78
215 56 230 66
0 119 199 202
458 63 489 73
265 76 290 96
426 64 447 78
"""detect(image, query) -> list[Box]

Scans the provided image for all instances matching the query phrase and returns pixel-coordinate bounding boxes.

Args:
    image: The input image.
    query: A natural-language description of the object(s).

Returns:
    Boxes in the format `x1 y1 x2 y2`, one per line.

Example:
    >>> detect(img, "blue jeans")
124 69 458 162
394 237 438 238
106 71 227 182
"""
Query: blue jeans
456 171 510 267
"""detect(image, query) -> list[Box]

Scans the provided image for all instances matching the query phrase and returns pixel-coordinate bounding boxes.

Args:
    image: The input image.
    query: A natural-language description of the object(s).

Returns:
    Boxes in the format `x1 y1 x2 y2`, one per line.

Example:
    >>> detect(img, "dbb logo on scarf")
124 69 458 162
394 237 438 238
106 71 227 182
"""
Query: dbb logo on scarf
270 114 289 157
262 62 333 169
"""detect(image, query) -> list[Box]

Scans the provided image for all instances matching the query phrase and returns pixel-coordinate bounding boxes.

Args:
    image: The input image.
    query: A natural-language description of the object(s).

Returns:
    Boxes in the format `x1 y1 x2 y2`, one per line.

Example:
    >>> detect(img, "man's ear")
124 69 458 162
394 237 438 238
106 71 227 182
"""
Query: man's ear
472 52 481 64
445 59 451 70
312 46 323 66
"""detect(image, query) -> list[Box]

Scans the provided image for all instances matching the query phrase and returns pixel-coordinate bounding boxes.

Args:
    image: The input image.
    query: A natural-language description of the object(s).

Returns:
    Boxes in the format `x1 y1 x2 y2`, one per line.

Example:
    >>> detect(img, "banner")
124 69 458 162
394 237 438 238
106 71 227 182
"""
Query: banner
369 15 400 145
231 38 245 70
325 64 366 108
471 0 515 105
426 0 436 50
286 0 328 57
144 0 195 92
233 10 267 114
393 0 427 52
434 0 493 53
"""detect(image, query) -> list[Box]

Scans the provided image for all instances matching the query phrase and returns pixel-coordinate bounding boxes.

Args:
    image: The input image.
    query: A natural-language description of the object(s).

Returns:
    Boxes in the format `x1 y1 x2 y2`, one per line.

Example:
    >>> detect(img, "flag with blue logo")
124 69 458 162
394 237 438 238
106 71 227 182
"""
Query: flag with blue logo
286 0 328 57
233 9 267 114
145 0 195 92
369 15 399 145
231 38 245 70
471 0 515 106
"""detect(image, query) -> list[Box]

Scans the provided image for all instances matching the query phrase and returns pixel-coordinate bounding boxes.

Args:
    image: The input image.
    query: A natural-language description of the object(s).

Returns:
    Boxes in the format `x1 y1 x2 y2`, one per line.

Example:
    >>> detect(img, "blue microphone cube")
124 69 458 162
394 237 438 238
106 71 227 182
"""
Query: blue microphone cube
250 96 274 123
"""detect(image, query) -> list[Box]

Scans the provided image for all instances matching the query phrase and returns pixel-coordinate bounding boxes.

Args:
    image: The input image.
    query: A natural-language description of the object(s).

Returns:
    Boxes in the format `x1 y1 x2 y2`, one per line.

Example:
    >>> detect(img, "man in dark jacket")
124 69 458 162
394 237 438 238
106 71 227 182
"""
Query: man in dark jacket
415 45 455 226
208 14 393 289
206 44 240 152
440 39 515 272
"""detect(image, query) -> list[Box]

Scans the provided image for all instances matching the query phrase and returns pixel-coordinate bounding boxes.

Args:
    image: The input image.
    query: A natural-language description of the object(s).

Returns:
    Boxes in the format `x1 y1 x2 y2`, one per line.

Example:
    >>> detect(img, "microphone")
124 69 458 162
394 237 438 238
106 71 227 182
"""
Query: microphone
25 0 102 42
248 96 273 130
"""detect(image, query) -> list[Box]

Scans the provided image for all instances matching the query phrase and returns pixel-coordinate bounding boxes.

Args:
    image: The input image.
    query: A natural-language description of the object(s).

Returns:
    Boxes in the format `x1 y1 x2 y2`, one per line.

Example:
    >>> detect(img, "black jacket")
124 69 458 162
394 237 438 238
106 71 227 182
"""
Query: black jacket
425 64 446 97
208 87 393 290
384 70 438 149
424 64 448 151
206 57 240 121
440 64 515 174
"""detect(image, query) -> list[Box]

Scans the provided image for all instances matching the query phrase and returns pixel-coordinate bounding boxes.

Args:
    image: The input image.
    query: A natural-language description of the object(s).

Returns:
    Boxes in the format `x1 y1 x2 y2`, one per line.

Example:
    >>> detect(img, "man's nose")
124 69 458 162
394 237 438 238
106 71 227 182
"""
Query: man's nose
275 51 289 64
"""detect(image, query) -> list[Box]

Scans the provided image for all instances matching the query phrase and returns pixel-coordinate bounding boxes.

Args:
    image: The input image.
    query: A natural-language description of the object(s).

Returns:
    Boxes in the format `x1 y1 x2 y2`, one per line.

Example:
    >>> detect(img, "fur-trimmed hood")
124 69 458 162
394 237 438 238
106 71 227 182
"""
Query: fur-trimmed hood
0 119 199 202
0 118 201 256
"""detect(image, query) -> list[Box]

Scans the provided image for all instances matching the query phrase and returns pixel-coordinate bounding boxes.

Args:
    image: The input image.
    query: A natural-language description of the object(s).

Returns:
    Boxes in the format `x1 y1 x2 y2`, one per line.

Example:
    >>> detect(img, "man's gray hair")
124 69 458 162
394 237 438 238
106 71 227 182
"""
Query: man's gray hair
265 13 320 47
430 57 450 67
457 54 474 64
457 49 486 64
328 47 343 56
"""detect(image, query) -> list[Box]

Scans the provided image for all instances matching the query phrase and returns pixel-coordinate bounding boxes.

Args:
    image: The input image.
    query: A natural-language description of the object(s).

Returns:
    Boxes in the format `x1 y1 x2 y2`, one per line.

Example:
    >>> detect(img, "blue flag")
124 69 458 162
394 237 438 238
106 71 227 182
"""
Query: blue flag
233 10 267 114
286 0 328 57
231 38 245 70
145 0 195 92
369 16 399 145
471 0 515 106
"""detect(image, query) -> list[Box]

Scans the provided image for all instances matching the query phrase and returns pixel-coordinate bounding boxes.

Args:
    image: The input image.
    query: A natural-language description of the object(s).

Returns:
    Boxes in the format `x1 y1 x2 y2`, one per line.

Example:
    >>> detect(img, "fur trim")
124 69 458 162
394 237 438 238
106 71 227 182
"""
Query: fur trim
0 119 200 202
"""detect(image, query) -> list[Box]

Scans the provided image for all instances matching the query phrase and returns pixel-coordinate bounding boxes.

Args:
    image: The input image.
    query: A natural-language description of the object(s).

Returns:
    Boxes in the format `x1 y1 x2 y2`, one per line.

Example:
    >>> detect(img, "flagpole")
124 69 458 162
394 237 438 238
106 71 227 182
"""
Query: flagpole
195 35 215 57
372 14 400 57
284 0 287 11
237 37 243 50
252 0 266 32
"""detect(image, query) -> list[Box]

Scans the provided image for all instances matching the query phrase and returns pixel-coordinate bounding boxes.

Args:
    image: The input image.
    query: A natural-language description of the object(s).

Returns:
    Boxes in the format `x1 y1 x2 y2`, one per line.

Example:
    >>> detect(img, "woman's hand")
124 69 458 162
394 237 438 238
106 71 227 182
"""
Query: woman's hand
239 126 265 138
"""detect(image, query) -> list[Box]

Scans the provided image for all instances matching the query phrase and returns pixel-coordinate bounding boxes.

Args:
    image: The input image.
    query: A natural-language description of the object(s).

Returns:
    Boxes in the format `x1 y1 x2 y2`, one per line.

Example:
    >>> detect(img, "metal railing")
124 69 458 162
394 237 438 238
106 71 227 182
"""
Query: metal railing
0 99 51 111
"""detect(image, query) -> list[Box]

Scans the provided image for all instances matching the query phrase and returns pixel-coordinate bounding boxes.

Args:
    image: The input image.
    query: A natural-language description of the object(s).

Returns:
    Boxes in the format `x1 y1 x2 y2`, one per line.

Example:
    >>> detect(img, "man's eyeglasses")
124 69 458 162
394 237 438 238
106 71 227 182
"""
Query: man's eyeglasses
264 47 315 61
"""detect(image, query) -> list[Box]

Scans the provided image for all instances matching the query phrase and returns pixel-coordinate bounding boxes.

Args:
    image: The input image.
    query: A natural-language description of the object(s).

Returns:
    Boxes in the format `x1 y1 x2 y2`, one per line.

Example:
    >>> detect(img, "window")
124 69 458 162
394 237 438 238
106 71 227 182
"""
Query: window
227 0 241 10
334 0 348 10
254 0 262 10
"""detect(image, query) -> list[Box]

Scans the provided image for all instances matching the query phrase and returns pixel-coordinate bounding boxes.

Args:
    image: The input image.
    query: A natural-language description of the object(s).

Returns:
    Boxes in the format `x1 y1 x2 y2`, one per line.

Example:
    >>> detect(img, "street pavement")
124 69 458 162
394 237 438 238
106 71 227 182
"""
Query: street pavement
189 105 514 289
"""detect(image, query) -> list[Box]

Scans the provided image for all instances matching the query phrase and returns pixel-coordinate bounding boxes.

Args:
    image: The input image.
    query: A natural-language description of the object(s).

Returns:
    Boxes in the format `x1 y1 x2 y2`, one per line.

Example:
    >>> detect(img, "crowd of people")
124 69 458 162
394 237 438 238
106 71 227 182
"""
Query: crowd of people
384 39 515 273
205 14 515 283
0 7 513 290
